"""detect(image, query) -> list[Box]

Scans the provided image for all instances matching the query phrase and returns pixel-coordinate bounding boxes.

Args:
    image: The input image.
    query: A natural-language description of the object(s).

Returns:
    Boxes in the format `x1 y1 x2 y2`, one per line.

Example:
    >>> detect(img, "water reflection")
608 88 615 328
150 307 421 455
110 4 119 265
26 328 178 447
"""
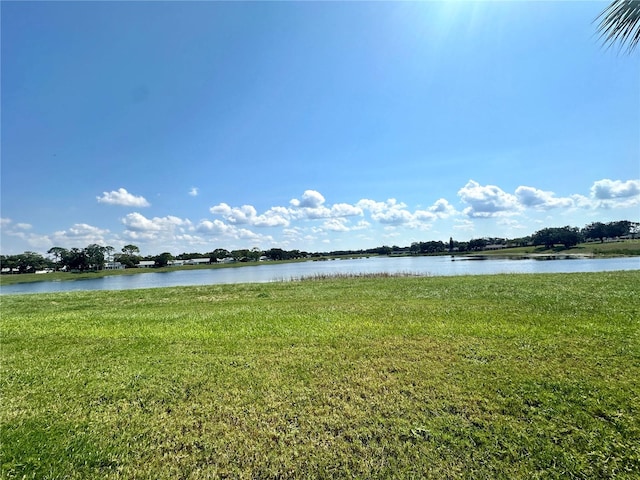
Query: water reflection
1 256 638 295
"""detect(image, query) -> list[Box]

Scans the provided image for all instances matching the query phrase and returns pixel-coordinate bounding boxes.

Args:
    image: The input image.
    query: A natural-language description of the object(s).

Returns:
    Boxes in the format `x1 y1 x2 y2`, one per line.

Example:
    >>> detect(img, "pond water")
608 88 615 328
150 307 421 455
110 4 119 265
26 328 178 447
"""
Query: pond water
1 255 639 295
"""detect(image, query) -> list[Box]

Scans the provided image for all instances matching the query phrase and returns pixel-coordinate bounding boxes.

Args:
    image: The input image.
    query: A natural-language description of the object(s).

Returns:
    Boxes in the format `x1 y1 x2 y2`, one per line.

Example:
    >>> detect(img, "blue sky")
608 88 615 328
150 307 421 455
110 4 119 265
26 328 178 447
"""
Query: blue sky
2 1 638 256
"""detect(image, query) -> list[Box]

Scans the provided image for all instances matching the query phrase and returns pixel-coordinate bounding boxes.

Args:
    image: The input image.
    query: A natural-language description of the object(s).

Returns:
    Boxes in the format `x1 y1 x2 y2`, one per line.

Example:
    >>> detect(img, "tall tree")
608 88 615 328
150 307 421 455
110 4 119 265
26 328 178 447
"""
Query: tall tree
47 247 68 270
85 244 106 270
122 244 140 256
62 248 88 271
154 252 173 267
582 222 608 243
104 246 115 262
597 0 640 52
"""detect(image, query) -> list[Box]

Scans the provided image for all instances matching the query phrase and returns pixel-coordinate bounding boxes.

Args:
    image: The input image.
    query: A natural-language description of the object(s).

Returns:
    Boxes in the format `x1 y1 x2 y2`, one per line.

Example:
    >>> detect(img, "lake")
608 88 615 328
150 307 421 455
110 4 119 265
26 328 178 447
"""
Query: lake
1 255 639 295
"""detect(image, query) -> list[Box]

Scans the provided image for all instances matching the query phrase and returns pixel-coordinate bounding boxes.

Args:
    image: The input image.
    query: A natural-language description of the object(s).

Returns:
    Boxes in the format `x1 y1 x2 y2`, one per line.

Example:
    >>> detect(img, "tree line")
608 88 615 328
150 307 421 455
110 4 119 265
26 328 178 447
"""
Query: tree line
1 220 637 274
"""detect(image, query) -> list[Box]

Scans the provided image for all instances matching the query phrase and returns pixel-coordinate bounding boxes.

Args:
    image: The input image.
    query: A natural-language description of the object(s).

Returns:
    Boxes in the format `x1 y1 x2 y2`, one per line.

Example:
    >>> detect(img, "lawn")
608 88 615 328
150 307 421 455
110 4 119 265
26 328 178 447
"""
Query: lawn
1 272 639 479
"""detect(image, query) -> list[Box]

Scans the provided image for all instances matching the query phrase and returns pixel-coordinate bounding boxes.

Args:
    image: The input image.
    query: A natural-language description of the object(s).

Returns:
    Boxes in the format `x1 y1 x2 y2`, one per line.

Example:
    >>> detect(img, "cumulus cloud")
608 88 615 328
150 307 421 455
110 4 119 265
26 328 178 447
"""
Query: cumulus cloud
196 219 231 235
330 203 363 217
97 188 150 207
356 198 442 227
429 198 457 218
458 180 520 217
189 187 199 197
323 218 350 232
210 203 290 227
52 223 110 246
210 203 257 224
1 218 12 226
590 179 640 200
290 190 325 208
122 213 192 240
194 218 273 246
515 186 573 209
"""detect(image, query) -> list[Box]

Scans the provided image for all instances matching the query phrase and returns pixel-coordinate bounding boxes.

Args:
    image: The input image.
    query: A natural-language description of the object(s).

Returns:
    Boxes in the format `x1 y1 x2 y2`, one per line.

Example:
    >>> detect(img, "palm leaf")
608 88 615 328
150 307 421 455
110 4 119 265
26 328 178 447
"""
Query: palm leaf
596 0 640 53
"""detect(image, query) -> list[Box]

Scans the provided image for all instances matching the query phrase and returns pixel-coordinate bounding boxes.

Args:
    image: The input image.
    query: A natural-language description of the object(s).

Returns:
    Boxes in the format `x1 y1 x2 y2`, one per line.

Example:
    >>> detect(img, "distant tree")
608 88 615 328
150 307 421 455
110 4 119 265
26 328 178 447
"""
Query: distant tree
468 238 487 251
248 247 262 262
265 248 286 261
532 228 556 249
154 252 173 267
122 244 140 256
378 245 392 255
62 248 88 271
607 220 633 238
47 247 68 270
583 222 608 243
176 252 205 260
231 249 250 262
556 227 582 248
85 244 106 270
12 251 49 273
209 249 230 261
532 226 581 249
104 246 115 262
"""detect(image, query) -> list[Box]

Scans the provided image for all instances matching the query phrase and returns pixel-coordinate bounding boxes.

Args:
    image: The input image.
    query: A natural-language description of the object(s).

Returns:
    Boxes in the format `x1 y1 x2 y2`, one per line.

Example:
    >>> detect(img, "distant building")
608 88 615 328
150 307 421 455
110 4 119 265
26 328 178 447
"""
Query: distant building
185 258 211 265
104 262 125 270
137 260 156 268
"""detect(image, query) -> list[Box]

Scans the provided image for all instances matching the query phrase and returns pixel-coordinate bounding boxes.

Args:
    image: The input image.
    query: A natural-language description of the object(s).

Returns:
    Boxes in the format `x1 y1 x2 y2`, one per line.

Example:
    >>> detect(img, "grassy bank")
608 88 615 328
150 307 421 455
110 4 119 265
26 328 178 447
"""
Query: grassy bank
2 272 639 478
475 239 640 257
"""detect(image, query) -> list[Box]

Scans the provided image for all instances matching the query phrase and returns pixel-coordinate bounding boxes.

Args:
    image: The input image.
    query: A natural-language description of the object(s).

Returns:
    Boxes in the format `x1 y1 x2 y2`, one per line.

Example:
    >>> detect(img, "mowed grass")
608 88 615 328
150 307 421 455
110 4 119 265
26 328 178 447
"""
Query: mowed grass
1 272 639 479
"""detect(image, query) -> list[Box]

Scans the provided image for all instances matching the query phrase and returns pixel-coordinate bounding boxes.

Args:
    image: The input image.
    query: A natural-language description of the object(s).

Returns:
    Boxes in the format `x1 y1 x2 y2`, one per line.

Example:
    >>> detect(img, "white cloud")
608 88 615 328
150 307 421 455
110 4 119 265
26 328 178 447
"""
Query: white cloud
52 223 110 246
357 198 410 224
571 194 592 208
15 223 32 230
194 218 274 247
1 218 12 226
122 212 191 235
458 180 520 218
515 186 573 209
196 219 232 235
189 187 199 197
252 209 290 227
330 203 363 217
97 188 150 207
210 203 257 225
429 198 457 218
352 220 371 230
210 203 290 227
590 179 640 200
356 198 443 227
323 218 350 232
291 190 325 208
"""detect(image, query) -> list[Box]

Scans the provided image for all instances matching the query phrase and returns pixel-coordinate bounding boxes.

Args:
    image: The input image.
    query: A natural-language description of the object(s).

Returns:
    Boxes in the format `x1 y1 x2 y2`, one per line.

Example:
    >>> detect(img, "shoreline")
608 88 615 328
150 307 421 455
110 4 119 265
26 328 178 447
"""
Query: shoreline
1 254 639 291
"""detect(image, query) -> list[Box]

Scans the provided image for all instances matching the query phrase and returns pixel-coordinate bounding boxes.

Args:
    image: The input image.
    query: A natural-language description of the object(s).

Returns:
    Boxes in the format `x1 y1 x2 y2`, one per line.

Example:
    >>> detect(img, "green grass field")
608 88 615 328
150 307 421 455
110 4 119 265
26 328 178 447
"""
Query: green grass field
2 272 639 479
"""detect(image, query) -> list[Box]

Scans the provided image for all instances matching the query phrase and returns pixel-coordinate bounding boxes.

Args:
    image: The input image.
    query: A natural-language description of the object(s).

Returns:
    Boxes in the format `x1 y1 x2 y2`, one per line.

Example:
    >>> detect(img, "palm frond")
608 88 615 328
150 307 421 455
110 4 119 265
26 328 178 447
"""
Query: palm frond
596 0 640 53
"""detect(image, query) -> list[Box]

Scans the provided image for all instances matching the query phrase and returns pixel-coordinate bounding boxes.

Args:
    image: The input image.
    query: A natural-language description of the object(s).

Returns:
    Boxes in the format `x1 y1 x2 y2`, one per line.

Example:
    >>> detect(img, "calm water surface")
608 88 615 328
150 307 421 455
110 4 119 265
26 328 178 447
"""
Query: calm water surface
2 256 639 295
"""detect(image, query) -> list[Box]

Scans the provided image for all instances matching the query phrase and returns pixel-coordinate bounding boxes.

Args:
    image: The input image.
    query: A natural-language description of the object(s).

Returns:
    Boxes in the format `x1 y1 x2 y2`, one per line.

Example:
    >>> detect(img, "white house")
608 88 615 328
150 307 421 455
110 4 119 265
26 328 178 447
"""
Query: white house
137 260 156 268
104 262 125 270
185 258 211 265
